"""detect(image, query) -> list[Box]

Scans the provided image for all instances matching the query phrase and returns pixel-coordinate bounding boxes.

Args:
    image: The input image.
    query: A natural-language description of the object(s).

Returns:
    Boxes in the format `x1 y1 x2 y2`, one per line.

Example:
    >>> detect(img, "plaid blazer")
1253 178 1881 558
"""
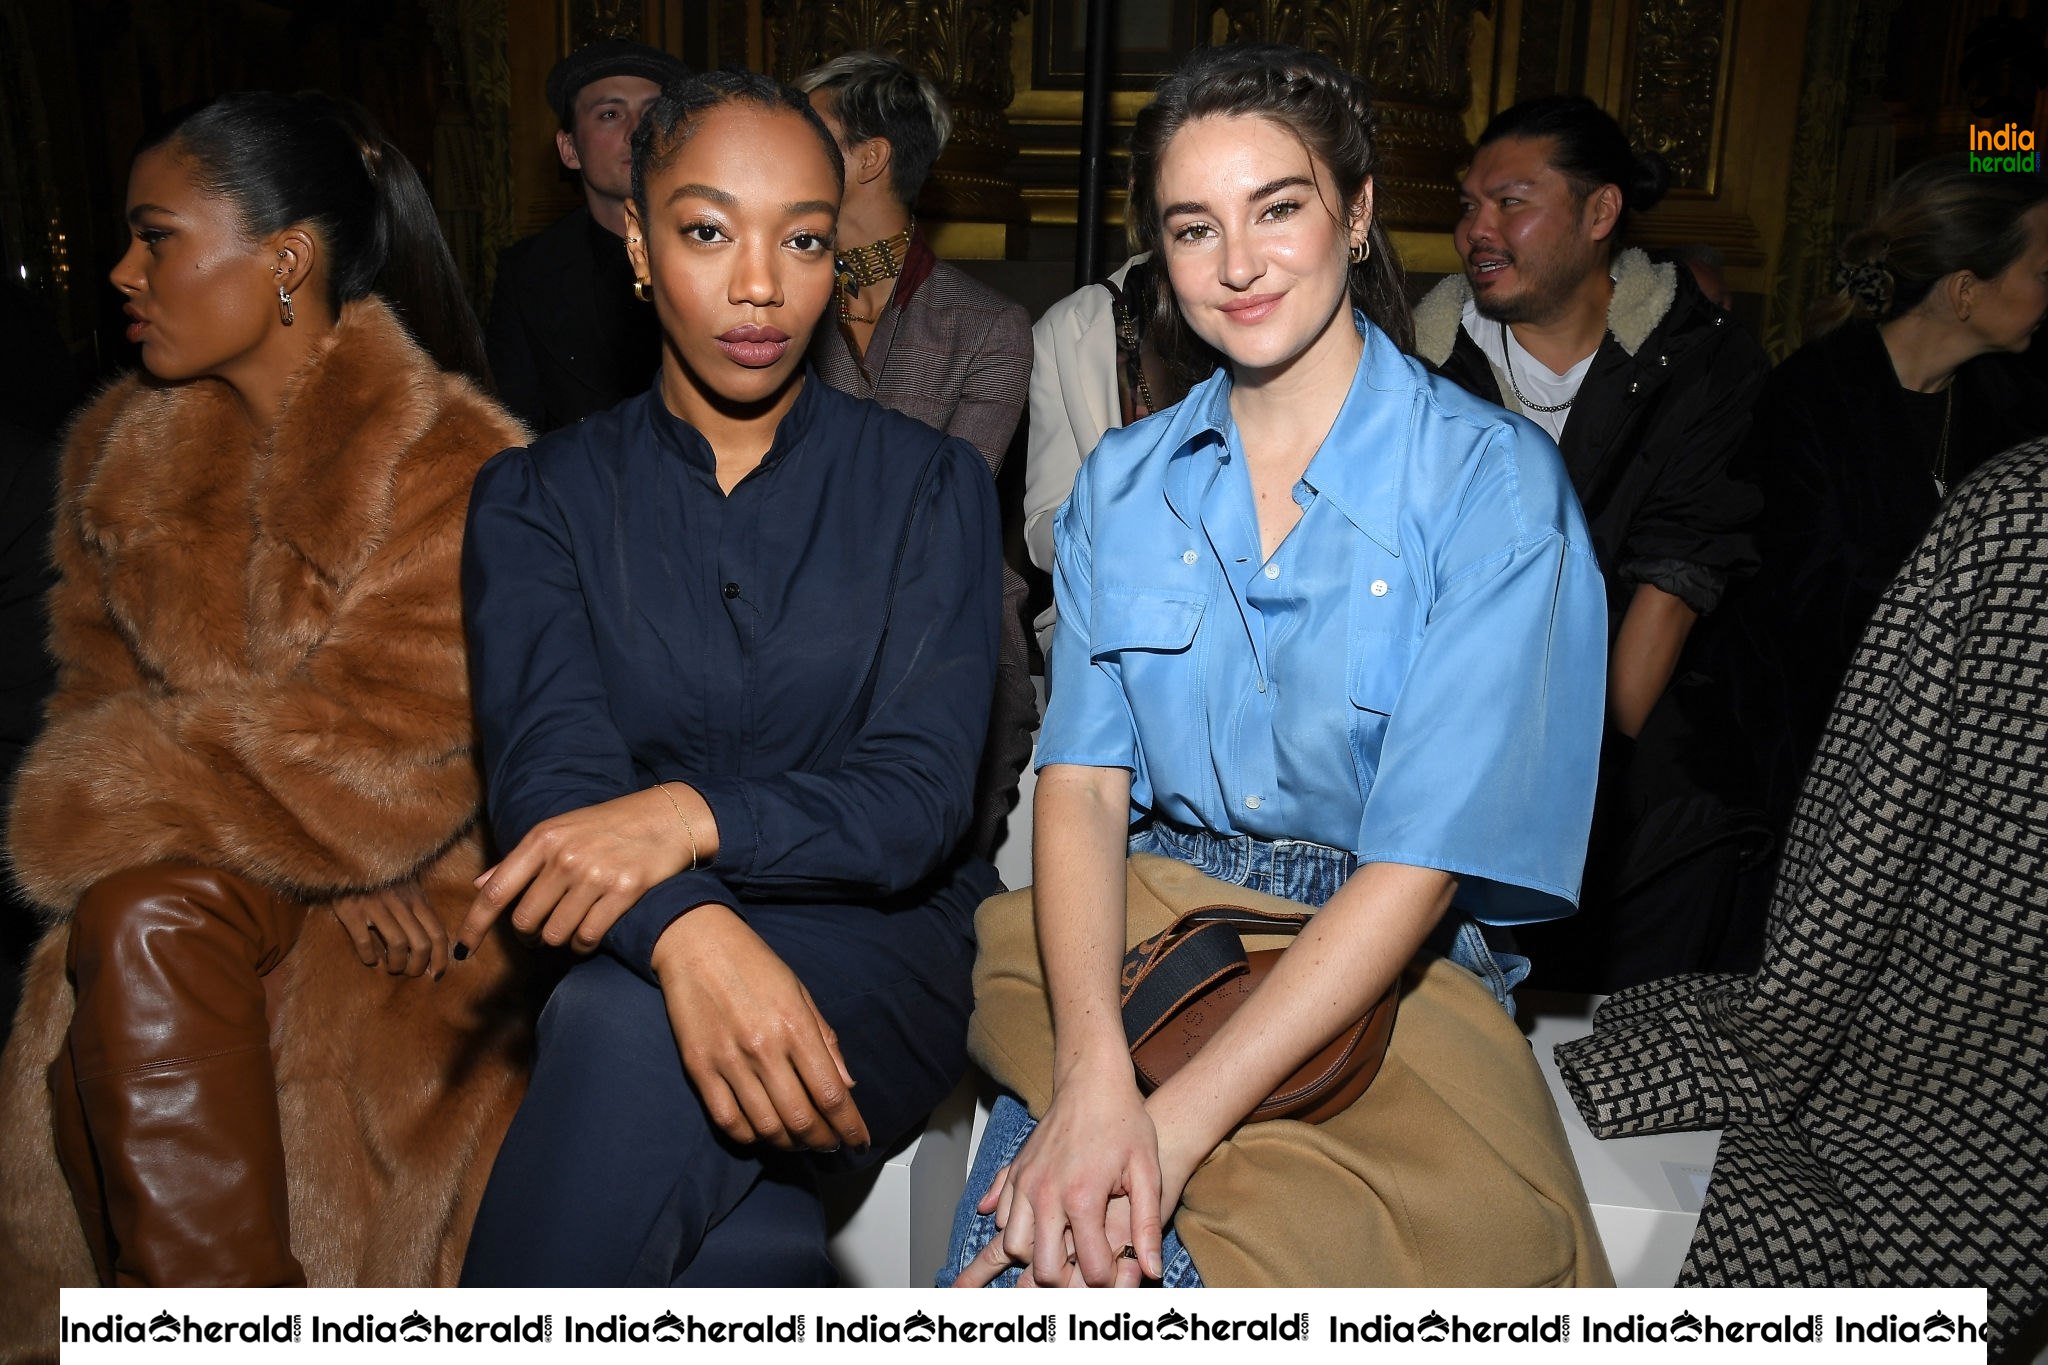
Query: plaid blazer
810 240 1031 475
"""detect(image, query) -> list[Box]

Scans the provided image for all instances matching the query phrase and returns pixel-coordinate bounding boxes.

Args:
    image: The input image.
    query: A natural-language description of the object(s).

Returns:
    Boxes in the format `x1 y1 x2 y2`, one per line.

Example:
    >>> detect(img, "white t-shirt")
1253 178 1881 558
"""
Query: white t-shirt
1459 300 1593 444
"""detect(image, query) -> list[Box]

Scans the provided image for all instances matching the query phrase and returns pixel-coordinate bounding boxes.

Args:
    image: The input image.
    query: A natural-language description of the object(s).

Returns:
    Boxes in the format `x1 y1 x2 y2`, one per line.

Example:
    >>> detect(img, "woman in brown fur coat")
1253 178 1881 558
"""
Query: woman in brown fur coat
0 92 528 1336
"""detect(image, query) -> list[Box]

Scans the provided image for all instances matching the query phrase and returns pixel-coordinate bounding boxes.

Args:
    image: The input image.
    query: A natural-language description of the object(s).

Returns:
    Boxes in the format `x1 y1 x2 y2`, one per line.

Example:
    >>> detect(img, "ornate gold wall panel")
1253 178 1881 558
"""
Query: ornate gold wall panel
424 0 517 306
1620 0 1730 191
568 0 648 45
762 0 1028 224
1576 0 1811 312
1207 0 1492 230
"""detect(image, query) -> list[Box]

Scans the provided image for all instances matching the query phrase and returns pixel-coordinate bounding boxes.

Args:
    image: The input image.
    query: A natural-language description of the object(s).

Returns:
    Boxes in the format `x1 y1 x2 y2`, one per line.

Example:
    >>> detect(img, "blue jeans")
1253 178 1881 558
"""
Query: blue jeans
939 823 1528 1288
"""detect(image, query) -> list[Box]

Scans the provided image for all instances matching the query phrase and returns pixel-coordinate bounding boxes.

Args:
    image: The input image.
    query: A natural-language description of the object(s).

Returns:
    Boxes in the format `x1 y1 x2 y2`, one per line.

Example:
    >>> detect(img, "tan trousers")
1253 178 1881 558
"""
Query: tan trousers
967 854 1615 1287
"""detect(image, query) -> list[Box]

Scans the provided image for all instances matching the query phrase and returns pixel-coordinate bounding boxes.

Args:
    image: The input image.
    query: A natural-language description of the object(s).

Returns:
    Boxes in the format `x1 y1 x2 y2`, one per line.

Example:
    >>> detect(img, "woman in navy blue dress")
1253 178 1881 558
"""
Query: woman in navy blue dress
456 70 1001 1286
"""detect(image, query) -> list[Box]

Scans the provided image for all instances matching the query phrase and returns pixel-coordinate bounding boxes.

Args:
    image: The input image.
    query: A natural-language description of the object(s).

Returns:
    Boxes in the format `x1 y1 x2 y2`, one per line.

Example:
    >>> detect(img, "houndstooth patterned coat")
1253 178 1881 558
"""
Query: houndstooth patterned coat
1555 436 2048 1355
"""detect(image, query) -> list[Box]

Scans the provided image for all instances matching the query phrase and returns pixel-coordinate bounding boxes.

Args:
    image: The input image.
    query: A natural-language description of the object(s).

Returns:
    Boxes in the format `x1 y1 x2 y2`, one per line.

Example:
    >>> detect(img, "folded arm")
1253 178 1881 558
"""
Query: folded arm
1611 328 1764 734
462 439 1000 976
460 447 740 978
1609 581 1698 738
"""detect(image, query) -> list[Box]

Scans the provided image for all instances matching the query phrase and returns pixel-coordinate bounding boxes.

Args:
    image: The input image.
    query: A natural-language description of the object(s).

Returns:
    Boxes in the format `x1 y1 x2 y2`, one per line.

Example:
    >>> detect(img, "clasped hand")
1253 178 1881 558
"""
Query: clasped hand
650 905 870 1154
330 880 446 977
954 1067 1171 1288
451 787 866 1153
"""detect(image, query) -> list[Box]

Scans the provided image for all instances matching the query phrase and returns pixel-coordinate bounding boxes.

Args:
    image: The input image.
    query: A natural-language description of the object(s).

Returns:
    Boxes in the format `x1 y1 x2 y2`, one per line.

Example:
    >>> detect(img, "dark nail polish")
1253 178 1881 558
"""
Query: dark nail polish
451 942 469 962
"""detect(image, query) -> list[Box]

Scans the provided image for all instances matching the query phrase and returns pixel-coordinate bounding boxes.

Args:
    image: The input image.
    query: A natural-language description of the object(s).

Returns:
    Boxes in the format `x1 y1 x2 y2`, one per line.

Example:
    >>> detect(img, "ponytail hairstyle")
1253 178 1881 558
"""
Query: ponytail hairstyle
1126 43 1412 381
146 92 490 385
1812 155 2048 335
1473 94 1669 253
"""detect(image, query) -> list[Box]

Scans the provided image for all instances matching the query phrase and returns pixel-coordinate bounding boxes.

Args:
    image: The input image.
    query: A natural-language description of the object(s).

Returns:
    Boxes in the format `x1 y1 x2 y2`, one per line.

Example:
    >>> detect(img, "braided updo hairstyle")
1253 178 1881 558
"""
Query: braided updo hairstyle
630 70 845 224
1813 156 2048 335
1126 43 1412 382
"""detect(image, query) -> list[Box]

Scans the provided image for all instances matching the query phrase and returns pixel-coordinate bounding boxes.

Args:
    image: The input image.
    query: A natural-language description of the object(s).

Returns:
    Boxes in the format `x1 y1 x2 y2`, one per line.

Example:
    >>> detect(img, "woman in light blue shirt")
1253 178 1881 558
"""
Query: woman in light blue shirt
949 45 1609 1288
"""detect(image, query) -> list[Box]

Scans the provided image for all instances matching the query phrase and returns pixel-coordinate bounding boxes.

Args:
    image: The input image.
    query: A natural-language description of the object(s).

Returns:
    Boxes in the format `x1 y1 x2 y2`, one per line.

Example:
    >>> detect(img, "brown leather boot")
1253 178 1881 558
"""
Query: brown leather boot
47 1039 115 1285
58 865 308 1287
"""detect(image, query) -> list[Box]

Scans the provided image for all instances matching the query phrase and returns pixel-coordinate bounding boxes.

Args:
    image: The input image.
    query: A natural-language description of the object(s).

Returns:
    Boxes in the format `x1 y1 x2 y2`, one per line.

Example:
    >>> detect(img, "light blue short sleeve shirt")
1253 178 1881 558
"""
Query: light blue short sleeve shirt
1037 316 1608 925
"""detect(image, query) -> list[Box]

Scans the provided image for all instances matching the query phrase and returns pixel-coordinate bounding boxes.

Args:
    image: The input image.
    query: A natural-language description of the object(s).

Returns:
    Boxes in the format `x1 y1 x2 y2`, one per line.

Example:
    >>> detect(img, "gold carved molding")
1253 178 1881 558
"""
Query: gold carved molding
1007 0 1491 237
1208 0 1493 231
762 0 1028 224
1571 0 1812 329
1622 0 1731 192
565 0 648 46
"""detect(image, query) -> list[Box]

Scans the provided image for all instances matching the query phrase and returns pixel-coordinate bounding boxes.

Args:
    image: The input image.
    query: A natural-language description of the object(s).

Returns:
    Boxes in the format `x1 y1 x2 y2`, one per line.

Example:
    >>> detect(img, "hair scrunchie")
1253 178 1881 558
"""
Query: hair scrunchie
1832 256 1895 318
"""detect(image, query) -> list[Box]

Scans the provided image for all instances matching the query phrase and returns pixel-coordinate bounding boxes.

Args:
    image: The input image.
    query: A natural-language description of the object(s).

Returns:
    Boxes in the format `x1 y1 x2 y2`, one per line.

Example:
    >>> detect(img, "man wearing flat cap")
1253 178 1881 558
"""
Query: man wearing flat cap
486 39 688 432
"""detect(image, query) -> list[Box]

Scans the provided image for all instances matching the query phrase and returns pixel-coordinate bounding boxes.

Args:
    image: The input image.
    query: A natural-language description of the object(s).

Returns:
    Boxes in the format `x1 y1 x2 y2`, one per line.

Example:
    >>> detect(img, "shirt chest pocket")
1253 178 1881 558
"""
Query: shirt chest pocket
1345 545 1424 709
1090 586 1206 734
1348 634 1419 713
1346 561 1423 781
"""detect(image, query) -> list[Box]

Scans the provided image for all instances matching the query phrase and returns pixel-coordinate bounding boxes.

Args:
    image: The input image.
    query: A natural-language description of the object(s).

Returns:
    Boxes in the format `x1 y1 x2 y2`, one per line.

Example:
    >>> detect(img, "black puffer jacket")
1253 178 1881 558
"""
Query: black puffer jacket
1415 248 1764 628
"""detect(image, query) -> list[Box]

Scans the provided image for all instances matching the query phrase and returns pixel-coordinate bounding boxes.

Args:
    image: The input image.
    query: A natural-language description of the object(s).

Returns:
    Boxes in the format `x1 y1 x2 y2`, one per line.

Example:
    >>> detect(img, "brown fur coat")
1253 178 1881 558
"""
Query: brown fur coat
0 298 531 1351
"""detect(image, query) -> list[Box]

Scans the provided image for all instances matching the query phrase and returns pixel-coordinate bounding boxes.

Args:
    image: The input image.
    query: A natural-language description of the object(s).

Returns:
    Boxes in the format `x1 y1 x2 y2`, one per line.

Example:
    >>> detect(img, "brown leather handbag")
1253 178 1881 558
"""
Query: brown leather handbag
1119 903 1398 1124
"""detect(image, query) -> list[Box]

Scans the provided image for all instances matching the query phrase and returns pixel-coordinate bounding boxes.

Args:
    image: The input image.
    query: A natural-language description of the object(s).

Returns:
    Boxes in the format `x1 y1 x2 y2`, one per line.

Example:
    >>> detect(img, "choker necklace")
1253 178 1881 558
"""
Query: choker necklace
835 222 913 325
1500 320 1576 415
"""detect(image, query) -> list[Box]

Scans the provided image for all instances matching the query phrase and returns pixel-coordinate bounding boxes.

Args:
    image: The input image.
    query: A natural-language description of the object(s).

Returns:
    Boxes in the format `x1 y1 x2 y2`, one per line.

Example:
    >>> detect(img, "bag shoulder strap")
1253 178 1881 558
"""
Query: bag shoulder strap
1119 903 1310 1049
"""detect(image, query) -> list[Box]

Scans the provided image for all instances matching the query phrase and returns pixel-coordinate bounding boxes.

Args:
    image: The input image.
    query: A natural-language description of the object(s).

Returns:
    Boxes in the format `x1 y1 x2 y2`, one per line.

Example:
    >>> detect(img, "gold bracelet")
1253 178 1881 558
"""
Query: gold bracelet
658 782 700 871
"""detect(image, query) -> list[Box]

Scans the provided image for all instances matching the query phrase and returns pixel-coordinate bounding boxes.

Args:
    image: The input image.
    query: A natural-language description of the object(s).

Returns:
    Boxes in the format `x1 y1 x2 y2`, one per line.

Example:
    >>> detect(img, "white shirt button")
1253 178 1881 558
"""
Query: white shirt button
1264 563 1280 580
1244 794 1263 810
1370 579 1389 597
1182 549 1199 564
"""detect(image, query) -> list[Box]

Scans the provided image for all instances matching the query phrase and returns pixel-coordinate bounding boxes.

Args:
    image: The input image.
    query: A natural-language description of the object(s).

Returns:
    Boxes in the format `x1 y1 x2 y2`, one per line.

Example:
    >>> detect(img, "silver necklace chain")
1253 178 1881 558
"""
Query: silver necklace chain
1500 321 1576 414
1932 383 1954 497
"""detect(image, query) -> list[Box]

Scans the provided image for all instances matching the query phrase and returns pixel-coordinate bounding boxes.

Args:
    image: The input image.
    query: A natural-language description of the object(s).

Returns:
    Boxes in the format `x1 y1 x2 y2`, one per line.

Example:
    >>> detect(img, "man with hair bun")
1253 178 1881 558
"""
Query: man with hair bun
487 39 687 432
1419 94 1766 992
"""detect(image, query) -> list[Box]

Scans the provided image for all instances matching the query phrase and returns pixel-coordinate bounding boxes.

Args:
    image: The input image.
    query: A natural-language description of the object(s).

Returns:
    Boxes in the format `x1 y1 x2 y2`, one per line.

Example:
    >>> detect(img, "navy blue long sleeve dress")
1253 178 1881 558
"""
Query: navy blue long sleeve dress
458 374 1001 1286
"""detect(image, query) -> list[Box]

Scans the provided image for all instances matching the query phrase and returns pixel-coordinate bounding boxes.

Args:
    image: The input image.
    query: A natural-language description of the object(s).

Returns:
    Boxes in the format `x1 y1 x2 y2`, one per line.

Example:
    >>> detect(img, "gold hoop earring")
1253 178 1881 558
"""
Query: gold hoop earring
632 279 653 303
277 286 294 327
1349 239 1370 264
